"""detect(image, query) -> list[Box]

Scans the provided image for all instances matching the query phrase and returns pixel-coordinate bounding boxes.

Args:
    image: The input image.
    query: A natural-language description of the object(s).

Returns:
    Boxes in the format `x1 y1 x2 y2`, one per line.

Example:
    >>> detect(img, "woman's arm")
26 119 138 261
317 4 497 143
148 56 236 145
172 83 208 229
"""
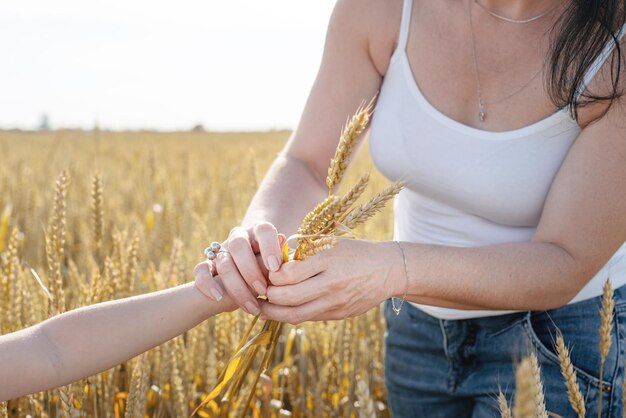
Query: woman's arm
0 281 235 401
259 101 626 322
208 0 395 313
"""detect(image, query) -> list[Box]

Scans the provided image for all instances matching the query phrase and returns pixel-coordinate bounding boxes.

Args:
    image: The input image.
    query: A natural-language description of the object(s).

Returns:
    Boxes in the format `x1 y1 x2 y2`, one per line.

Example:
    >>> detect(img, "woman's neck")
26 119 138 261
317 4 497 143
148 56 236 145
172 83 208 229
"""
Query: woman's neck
476 0 562 21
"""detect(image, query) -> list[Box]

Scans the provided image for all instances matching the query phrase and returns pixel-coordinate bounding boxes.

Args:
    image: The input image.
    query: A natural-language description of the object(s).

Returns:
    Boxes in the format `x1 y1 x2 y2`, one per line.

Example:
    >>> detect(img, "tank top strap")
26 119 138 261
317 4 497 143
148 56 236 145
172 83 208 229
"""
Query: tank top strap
396 0 414 52
575 22 626 102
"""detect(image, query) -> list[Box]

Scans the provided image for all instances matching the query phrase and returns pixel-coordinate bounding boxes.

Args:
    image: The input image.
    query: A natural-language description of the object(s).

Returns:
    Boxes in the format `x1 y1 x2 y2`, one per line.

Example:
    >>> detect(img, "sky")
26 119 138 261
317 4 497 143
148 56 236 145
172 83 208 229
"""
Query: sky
0 1 336 131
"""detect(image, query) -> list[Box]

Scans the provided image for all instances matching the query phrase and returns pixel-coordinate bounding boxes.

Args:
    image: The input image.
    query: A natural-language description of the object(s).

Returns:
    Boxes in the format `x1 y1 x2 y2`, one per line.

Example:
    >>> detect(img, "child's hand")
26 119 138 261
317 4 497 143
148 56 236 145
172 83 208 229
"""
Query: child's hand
194 260 224 301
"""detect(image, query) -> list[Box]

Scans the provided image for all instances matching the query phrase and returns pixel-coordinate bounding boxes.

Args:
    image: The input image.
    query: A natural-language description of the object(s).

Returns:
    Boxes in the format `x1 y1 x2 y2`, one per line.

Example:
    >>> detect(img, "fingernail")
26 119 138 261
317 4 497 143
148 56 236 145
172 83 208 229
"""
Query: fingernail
268 255 280 272
260 314 268 321
245 301 260 316
252 281 266 296
210 287 223 301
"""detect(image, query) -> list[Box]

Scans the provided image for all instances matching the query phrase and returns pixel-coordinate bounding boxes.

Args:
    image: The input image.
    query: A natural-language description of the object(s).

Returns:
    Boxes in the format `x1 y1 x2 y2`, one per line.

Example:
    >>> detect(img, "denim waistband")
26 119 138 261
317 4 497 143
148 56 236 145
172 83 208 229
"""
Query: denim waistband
403 282 626 331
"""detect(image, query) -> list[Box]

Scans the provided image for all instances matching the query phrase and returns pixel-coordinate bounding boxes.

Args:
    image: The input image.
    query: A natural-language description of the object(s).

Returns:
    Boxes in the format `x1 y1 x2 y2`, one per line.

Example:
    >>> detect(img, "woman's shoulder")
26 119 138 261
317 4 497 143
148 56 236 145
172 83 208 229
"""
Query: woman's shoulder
329 0 404 76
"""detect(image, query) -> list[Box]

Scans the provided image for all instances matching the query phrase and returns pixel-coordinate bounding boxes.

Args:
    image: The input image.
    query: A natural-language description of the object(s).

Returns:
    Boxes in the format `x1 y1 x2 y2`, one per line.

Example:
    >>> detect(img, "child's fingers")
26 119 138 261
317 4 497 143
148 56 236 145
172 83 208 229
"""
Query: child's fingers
193 261 224 301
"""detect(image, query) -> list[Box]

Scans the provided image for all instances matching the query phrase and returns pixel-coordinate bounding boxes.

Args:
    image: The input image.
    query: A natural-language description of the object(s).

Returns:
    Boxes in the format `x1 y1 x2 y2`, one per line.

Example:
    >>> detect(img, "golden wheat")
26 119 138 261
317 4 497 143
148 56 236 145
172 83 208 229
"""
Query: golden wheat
498 391 512 418
326 101 373 193
599 278 615 418
555 333 585 418
513 354 546 418
4 127 613 418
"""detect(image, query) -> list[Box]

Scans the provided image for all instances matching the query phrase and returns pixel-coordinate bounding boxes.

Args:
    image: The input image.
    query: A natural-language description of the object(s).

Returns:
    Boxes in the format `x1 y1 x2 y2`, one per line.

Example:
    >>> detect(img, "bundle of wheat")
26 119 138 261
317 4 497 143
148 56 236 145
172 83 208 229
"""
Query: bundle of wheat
195 101 402 417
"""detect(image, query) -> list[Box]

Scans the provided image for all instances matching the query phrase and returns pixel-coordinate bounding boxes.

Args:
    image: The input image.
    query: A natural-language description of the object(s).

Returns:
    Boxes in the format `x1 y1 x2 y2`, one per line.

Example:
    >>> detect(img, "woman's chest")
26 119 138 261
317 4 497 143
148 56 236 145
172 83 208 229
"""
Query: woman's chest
369 74 581 227
399 0 557 132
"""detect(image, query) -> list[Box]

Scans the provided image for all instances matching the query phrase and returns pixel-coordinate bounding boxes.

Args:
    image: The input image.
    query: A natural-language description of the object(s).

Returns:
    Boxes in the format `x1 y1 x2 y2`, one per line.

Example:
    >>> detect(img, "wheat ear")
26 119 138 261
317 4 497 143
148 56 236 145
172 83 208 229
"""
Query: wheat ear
125 353 149 418
598 278 615 418
57 385 74 418
297 196 335 234
513 355 545 418
46 170 69 314
91 172 104 258
555 333 585 418
299 196 342 236
355 378 376 418
171 343 187 418
326 100 374 193
3 228 20 333
529 352 549 418
332 173 370 225
498 391 512 418
299 237 338 259
343 181 404 230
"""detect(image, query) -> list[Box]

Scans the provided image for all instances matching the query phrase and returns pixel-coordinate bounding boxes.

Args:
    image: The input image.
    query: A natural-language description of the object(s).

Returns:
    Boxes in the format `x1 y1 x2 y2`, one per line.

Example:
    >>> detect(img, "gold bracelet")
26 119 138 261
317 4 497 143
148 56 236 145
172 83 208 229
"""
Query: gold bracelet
392 241 409 315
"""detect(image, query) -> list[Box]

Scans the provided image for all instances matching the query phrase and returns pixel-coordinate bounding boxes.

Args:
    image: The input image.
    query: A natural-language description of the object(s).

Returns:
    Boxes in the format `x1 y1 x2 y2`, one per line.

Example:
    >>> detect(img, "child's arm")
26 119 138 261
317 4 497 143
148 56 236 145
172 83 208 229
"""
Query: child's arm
0 280 235 401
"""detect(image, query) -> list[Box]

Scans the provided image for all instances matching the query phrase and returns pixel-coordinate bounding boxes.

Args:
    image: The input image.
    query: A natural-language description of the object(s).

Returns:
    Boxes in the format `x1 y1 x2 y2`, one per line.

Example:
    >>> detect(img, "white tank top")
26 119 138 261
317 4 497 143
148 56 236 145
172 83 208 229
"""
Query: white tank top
369 0 626 319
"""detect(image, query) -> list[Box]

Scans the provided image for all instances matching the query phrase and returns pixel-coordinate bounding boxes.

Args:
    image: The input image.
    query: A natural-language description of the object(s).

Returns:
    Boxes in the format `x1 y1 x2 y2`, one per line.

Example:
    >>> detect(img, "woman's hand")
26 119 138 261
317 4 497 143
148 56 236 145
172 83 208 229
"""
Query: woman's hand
194 223 286 316
259 239 402 324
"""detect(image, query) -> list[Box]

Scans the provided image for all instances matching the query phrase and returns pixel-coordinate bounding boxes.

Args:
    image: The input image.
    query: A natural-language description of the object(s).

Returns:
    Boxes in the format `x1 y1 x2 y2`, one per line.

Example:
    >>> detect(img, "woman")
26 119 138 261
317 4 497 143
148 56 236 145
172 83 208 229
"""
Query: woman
194 0 626 416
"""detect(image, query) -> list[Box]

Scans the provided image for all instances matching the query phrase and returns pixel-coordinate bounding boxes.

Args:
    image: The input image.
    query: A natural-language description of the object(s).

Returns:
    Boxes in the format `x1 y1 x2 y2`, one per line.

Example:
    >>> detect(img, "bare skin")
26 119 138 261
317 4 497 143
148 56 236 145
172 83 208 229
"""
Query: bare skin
0 281 235 401
194 0 626 323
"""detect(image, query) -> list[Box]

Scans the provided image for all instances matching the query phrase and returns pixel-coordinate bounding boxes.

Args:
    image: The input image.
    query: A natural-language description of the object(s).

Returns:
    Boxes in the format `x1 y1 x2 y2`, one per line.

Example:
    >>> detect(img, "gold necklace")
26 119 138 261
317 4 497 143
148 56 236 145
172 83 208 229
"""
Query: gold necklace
468 0 545 122
474 0 554 24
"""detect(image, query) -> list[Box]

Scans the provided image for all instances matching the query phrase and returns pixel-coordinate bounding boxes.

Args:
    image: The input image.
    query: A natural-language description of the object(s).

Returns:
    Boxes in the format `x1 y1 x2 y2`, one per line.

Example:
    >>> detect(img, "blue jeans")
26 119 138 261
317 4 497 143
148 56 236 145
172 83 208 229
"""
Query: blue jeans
384 286 626 418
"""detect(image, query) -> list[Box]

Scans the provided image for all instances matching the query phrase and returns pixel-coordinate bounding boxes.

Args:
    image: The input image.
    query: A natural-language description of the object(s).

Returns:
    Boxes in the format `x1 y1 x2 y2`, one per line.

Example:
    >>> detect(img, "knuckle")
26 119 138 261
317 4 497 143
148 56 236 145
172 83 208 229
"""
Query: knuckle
328 279 346 292
229 226 244 237
228 236 248 253
228 288 250 305
255 222 276 236
266 286 278 300
268 271 281 286
283 263 301 282
279 288 296 305
267 287 287 305
280 264 294 281
217 259 237 276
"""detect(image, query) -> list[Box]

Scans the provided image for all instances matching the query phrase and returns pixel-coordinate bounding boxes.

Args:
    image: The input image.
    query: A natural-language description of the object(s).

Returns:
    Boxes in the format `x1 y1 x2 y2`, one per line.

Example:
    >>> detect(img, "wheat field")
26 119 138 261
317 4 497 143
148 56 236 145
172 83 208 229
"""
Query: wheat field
0 130 393 418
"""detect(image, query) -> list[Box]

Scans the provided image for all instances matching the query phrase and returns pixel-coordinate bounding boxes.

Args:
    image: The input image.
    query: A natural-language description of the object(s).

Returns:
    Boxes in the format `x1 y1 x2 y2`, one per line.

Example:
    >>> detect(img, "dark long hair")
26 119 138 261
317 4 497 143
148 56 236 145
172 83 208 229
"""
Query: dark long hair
548 0 626 119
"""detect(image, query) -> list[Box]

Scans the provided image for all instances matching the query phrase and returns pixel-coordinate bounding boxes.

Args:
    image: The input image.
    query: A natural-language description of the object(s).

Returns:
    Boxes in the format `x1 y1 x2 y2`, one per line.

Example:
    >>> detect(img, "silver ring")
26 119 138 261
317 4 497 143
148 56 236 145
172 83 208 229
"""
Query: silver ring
204 242 230 260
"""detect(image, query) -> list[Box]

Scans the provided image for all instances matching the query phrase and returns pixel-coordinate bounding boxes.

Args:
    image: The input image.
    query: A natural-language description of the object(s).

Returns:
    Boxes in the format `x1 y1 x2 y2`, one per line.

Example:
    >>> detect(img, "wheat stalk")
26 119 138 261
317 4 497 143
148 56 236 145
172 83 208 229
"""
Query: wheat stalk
198 100 396 418
529 352 549 418
57 384 74 418
326 100 373 193
2 228 21 333
299 196 342 237
355 378 376 418
343 181 404 230
126 231 140 294
299 237 338 259
298 196 335 235
125 354 149 418
171 341 188 418
498 391 512 418
598 278 614 418
513 354 546 418
46 170 70 314
555 332 585 418
91 172 104 259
